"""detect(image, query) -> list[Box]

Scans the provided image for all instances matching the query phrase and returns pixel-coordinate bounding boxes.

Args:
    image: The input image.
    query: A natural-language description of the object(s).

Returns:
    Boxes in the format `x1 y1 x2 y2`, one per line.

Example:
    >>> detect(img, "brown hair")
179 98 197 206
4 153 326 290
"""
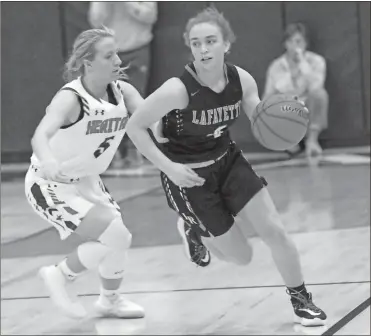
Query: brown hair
283 22 309 44
183 6 236 48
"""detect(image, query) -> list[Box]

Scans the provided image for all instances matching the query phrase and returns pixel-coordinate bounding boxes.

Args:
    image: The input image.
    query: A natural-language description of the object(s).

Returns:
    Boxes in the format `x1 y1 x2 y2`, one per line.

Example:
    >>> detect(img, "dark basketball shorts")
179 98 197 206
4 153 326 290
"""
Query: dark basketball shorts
160 143 268 238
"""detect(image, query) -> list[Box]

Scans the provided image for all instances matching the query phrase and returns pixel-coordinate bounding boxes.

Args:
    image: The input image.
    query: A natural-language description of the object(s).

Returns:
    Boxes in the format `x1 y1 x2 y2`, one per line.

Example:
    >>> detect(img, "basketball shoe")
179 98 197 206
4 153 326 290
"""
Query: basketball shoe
39 265 87 319
288 289 327 326
177 217 211 267
94 292 145 318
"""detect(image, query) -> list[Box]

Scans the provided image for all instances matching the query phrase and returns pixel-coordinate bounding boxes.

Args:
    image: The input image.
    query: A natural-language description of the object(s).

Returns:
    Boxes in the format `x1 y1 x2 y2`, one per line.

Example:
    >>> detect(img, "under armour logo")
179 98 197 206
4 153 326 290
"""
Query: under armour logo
95 109 105 115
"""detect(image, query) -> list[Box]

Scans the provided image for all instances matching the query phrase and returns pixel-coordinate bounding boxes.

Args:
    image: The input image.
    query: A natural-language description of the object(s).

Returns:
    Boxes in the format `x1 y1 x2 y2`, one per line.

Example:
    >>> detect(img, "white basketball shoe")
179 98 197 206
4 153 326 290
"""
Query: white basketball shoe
39 265 87 319
94 293 145 318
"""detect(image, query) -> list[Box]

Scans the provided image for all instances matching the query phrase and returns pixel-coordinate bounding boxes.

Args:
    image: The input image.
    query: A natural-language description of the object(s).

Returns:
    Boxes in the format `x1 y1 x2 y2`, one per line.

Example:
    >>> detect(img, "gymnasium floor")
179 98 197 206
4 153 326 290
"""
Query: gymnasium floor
1 149 370 335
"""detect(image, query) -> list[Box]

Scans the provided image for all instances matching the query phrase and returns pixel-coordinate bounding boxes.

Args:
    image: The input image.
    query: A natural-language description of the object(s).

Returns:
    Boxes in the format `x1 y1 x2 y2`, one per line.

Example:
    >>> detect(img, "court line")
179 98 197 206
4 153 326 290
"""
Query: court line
2 280 369 301
321 297 370 336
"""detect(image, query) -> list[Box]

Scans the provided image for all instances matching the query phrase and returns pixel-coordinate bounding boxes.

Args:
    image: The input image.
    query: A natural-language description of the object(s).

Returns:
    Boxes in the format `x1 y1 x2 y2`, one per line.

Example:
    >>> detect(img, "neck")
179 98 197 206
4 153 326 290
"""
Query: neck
193 62 225 87
285 51 304 64
81 75 108 99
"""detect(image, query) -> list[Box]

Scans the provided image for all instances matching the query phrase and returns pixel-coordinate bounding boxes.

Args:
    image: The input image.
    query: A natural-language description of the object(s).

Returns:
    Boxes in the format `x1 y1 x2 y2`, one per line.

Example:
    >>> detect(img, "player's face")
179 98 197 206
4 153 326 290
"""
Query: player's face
88 37 122 82
285 32 307 55
189 22 230 69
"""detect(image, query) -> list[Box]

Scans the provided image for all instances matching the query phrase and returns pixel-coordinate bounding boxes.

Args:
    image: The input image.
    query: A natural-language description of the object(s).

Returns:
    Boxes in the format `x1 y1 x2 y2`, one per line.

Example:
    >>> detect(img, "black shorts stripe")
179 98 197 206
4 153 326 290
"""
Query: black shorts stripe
29 183 79 232
30 183 49 211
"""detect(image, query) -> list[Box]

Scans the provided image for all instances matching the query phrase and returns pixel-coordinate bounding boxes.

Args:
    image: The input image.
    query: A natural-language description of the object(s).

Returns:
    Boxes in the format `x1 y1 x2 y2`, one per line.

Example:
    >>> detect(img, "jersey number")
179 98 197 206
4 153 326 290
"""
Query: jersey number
94 136 115 158
207 125 227 138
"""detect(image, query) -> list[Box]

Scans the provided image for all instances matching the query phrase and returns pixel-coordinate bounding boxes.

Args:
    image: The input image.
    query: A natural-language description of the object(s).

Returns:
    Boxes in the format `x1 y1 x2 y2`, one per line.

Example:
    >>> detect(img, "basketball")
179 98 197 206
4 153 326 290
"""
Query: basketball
251 94 310 151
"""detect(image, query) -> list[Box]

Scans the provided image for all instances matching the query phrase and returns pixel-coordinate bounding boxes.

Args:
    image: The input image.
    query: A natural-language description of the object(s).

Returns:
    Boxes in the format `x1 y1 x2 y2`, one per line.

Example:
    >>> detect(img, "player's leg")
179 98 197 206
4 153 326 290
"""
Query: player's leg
161 161 253 266
25 170 142 318
201 219 254 265
75 176 144 318
25 168 103 317
160 172 211 266
225 152 327 326
176 216 211 267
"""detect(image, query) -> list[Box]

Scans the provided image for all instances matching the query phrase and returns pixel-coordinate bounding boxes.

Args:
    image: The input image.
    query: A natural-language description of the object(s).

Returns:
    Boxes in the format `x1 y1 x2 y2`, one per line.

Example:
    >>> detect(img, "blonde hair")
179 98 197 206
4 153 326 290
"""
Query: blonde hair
183 6 236 48
63 27 128 82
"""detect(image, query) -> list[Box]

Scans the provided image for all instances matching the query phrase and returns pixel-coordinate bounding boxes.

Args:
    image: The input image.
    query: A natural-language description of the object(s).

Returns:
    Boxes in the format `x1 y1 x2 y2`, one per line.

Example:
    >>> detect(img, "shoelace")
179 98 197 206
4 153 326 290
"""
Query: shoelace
105 293 126 306
286 289 322 313
192 245 208 265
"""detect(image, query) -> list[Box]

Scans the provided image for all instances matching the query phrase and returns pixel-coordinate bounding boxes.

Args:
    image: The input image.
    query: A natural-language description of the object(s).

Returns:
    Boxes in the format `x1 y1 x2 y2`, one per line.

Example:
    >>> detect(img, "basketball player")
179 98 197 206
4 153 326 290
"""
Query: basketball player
25 28 146 319
126 7 327 326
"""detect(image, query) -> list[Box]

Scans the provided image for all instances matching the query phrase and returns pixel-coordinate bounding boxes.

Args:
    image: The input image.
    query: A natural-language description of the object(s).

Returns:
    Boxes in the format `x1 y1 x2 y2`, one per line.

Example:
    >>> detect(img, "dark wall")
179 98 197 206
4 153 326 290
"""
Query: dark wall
61 2 91 58
149 2 210 90
359 2 370 132
284 1 367 147
1 2 65 161
1 1 370 162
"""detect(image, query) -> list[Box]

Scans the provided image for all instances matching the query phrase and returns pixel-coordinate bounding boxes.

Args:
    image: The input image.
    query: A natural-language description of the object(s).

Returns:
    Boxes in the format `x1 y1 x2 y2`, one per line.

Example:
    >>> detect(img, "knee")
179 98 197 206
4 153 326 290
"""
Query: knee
263 222 291 248
99 216 132 251
231 248 253 266
228 243 253 266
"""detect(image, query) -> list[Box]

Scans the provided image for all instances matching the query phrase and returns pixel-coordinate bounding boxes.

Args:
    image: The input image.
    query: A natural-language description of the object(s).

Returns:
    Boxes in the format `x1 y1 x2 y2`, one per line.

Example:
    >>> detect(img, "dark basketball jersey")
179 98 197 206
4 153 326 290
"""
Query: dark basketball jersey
160 62 243 164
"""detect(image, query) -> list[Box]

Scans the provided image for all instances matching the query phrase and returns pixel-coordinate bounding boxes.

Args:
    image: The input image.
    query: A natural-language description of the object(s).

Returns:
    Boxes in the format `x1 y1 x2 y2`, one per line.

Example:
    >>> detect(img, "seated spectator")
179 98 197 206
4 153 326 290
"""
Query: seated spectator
263 22 329 158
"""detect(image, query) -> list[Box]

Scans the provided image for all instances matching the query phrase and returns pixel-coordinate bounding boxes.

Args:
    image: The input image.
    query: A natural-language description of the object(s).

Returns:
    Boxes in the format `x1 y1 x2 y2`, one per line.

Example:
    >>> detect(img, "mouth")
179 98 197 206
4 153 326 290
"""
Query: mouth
113 68 121 74
201 56 213 62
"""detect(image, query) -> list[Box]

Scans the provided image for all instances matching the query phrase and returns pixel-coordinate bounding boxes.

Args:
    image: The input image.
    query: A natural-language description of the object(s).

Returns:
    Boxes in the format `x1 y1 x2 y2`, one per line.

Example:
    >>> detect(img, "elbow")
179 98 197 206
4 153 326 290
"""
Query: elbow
126 119 138 139
30 132 40 153
30 135 36 151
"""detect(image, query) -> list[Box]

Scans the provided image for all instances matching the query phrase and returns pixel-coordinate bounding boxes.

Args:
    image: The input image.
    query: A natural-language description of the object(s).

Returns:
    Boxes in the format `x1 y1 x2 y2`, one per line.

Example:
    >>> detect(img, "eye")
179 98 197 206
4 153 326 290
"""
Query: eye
191 41 200 48
207 39 216 45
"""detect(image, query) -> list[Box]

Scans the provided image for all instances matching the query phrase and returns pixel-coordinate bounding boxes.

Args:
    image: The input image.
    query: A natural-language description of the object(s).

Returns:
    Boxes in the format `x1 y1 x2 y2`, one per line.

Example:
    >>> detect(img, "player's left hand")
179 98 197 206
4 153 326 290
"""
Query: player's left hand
293 96 309 114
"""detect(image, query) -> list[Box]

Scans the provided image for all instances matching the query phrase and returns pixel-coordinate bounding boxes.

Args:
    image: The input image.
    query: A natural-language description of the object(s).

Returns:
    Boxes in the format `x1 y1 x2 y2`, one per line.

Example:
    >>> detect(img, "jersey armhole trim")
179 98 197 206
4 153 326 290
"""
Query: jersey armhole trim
59 87 86 130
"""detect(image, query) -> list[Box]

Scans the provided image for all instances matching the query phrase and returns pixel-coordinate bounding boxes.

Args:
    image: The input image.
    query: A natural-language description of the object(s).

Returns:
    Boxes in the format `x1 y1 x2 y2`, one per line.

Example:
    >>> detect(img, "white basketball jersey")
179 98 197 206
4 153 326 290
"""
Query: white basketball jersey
31 78 129 177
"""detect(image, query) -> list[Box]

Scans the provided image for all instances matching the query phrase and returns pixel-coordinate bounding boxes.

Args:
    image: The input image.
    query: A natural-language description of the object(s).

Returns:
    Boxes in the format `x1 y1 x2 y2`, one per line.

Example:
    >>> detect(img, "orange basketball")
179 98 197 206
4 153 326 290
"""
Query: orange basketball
251 94 310 151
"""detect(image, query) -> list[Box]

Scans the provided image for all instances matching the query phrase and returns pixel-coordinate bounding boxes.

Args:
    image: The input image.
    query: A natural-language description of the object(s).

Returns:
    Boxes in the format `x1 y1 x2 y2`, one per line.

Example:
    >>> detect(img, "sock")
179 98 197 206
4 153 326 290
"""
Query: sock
57 259 79 281
287 283 309 304
100 287 120 301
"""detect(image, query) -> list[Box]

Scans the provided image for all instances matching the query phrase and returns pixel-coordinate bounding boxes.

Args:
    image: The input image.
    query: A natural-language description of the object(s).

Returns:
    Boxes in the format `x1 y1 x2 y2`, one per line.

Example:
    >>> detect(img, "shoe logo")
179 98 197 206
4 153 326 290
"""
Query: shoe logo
191 90 200 97
201 252 210 263
297 308 322 316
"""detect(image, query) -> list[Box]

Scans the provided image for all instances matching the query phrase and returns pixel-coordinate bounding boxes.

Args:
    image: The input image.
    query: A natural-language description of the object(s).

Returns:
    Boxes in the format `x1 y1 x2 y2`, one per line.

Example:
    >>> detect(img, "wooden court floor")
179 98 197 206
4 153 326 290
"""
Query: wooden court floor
1 158 370 335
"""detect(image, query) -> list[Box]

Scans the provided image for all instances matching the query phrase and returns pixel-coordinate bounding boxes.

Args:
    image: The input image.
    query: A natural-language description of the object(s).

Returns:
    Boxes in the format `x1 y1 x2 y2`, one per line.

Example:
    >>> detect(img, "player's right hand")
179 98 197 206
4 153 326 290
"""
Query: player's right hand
164 162 205 188
41 159 71 183
151 121 169 144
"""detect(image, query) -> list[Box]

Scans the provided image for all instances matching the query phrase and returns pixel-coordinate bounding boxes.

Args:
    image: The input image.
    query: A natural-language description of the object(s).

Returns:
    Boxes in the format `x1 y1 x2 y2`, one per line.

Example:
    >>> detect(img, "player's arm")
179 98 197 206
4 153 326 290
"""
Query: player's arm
236 66 263 122
118 80 144 115
117 80 165 141
31 90 80 164
126 78 188 172
262 64 278 100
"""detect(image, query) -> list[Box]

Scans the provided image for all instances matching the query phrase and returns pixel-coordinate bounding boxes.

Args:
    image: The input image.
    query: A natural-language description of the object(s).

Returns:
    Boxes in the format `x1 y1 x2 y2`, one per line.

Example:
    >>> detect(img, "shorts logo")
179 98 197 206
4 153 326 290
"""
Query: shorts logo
47 186 66 206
